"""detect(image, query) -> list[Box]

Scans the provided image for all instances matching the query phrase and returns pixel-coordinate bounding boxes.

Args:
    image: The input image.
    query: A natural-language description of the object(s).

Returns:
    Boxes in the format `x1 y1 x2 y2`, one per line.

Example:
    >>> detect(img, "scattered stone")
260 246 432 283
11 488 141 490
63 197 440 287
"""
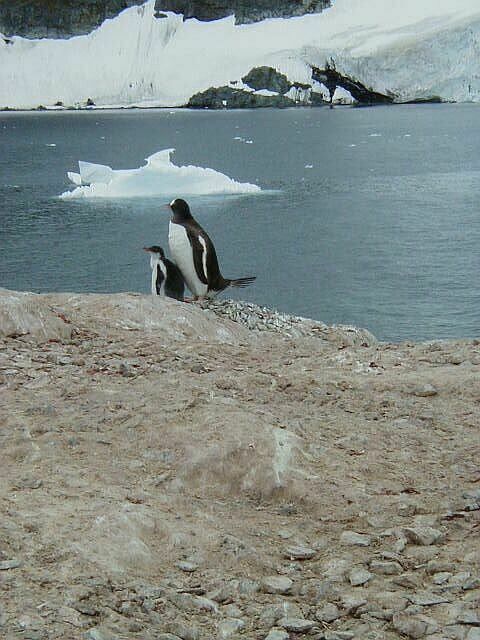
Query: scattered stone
260 602 303 627
403 527 445 546
432 572 452 585
340 594 367 614
394 536 408 553
340 531 371 547
265 629 289 640
166 622 200 640
0 559 21 570
218 617 245 638
278 617 315 633
456 610 480 625
463 577 480 590
262 576 293 595
15 476 43 490
392 613 438 638
409 592 451 606
238 579 261 595
349 567 373 586
374 591 409 614
85 627 118 640
399 503 417 517
324 633 355 640
222 603 243 618
412 384 438 397
192 596 218 612
426 560 456 575
176 560 198 573
370 560 403 575
283 545 316 560
315 602 341 623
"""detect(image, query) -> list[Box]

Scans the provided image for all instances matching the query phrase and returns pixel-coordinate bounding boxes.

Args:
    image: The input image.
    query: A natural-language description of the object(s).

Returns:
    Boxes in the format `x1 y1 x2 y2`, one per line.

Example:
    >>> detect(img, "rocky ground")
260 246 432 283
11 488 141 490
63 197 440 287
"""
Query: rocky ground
0 288 479 640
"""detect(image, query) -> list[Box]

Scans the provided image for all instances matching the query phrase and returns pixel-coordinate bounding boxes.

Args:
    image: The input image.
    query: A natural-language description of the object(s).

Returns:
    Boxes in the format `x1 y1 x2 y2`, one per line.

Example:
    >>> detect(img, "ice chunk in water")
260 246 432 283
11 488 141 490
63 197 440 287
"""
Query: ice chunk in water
60 148 261 199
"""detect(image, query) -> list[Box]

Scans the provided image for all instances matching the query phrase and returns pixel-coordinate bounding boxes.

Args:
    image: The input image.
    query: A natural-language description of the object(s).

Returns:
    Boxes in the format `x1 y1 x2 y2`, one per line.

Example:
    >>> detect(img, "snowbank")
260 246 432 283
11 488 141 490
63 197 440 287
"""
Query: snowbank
60 148 261 198
1 0 480 108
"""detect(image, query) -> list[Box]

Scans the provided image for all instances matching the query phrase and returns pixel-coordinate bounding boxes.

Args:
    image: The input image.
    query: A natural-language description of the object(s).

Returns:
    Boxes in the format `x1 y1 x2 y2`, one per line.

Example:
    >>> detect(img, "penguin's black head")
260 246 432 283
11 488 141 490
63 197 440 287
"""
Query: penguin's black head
143 245 165 259
169 198 192 221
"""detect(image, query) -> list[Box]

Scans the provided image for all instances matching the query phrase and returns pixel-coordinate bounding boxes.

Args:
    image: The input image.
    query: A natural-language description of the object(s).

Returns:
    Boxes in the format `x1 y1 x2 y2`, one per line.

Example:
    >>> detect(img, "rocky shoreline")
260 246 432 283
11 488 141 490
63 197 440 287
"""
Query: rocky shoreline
0 289 478 640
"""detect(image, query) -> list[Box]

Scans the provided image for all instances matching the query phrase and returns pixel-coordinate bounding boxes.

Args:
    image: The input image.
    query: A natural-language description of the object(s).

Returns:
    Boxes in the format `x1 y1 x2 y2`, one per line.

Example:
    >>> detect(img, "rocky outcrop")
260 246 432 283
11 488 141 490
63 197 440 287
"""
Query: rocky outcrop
0 0 147 39
187 65 329 109
159 0 330 23
311 61 396 105
241 66 292 94
187 85 296 109
1 288 479 639
0 0 331 38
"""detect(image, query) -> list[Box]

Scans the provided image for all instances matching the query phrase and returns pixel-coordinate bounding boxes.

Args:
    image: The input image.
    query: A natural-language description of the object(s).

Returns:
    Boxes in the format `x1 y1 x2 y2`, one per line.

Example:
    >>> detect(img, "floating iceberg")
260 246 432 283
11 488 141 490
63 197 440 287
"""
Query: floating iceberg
60 148 261 199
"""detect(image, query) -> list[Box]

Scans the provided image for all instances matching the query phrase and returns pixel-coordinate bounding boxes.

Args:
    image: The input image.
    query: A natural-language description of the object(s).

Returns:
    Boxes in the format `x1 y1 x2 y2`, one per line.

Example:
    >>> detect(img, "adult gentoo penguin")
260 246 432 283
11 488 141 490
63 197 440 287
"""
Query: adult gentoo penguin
143 245 185 301
167 198 256 300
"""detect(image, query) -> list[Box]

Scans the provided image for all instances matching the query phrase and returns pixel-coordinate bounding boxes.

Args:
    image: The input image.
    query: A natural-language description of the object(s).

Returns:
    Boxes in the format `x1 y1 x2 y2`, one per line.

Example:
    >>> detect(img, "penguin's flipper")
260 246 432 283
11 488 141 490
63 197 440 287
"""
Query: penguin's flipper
185 228 209 285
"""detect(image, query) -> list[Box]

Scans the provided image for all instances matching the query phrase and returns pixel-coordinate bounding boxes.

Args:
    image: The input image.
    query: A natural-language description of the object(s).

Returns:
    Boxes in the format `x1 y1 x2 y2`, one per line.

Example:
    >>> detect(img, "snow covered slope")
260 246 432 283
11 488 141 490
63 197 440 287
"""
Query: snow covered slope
1 0 479 109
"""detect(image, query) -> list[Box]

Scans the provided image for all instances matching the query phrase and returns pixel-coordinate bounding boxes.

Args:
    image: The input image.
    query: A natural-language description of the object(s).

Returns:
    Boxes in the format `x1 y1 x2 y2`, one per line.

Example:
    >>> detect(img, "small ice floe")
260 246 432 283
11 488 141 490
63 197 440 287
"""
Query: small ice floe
305 164 314 169
233 136 244 141
349 144 357 147
60 148 261 199
404 133 411 137
46 143 56 147
245 140 253 144
369 133 382 137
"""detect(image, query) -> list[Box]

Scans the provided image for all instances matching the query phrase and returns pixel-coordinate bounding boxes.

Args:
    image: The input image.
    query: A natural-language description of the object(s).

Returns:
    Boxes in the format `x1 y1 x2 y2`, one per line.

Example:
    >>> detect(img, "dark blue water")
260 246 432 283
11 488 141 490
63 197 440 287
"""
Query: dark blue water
1 105 479 341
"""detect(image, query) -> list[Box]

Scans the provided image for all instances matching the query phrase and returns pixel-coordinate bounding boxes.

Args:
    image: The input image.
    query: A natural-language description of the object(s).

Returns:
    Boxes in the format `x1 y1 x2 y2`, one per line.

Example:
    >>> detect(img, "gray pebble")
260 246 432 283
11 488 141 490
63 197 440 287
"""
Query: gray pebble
412 384 438 397
432 572 452 585
315 602 341 623
403 526 444 546
0 559 21 570
409 592 450 606
264 630 289 640
262 576 293 595
349 567 373 586
218 617 245 639
392 613 438 639
85 627 118 640
176 560 198 573
283 545 316 560
370 560 403 575
278 617 315 633
340 531 371 547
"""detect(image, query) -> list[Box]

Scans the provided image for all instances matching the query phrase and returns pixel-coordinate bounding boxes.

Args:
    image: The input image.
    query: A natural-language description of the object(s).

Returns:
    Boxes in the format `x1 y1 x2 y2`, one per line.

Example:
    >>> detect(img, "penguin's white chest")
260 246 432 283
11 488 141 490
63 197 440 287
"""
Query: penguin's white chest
168 222 208 297
150 255 166 296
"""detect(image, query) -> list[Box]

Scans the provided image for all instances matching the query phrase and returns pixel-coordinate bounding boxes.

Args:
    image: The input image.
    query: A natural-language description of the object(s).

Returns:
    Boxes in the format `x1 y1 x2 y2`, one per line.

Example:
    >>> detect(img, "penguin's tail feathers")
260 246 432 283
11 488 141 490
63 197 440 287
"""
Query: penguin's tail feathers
229 276 256 289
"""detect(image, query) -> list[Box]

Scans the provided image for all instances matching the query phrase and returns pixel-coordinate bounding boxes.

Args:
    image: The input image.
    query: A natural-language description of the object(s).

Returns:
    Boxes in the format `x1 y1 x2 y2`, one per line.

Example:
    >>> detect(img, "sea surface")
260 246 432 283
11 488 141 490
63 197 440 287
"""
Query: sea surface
1 104 479 342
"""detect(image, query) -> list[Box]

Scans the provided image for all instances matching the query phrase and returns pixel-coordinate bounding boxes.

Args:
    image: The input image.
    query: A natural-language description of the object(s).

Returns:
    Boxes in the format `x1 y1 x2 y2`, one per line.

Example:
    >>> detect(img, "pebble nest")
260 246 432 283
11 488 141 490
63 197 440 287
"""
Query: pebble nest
197 298 376 345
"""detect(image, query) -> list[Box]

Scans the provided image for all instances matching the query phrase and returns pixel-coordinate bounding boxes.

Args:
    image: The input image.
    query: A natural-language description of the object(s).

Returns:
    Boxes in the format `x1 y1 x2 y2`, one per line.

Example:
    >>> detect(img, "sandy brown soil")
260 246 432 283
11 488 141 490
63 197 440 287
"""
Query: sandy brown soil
0 289 479 640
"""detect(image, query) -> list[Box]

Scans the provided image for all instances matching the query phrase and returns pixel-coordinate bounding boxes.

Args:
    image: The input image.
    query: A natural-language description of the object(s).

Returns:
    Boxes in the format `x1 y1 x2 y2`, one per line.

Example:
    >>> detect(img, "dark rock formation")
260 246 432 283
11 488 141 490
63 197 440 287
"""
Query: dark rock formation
155 0 331 24
241 66 291 94
0 0 331 38
311 60 395 105
187 85 295 109
0 1 148 39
